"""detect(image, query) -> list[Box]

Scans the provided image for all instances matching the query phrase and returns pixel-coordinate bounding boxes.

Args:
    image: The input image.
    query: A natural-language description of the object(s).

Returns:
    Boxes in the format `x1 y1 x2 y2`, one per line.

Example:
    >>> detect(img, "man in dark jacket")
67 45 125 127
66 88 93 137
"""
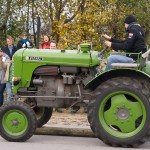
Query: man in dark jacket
102 15 147 71
2 36 18 60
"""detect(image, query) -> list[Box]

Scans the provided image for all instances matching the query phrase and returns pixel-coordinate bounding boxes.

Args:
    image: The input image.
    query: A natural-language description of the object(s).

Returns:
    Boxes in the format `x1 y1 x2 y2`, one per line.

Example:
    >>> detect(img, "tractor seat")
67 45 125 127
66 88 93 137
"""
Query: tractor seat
111 63 139 68
111 49 150 69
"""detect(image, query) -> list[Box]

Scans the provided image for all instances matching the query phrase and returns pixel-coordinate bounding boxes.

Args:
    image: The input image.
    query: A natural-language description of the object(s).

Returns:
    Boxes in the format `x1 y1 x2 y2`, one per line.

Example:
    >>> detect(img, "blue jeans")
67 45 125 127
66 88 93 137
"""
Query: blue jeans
105 54 135 71
6 82 12 103
0 83 6 106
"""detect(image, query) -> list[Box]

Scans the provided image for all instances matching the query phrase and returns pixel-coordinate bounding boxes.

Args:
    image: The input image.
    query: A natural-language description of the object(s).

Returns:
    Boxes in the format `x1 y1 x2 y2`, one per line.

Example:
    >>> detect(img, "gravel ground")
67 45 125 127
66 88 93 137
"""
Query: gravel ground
48 111 90 127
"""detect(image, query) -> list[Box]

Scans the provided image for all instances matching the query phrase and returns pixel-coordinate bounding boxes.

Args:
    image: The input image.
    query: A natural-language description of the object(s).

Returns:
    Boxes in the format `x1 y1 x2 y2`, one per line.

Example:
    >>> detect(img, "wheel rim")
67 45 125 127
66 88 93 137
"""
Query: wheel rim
99 91 146 138
2 109 28 136
33 107 45 120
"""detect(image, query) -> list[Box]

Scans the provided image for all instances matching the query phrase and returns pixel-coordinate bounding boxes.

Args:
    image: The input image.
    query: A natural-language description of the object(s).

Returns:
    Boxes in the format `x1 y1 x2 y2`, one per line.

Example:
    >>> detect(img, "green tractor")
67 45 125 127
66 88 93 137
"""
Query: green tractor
0 43 150 147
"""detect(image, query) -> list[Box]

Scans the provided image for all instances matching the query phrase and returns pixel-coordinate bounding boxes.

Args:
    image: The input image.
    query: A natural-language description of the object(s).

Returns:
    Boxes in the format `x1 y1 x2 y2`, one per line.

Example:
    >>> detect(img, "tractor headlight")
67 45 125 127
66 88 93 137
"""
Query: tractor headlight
12 77 20 85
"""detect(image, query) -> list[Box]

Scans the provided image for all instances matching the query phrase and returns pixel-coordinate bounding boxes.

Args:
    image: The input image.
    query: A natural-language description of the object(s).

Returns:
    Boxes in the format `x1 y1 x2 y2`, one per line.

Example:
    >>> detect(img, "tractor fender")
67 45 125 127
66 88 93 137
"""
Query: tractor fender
84 69 150 90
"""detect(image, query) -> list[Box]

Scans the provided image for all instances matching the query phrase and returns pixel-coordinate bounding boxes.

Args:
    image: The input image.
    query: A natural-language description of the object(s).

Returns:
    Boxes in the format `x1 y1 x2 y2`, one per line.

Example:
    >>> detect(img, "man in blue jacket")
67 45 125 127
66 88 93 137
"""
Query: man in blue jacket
102 15 147 71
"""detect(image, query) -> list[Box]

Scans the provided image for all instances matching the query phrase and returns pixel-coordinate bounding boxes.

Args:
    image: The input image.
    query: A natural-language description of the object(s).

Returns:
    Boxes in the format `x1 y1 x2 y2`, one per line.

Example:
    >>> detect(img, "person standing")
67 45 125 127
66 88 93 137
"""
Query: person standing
2 36 18 60
17 33 33 49
0 49 6 106
50 40 57 49
40 35 51 49
2 36 18 102
102 15 147 71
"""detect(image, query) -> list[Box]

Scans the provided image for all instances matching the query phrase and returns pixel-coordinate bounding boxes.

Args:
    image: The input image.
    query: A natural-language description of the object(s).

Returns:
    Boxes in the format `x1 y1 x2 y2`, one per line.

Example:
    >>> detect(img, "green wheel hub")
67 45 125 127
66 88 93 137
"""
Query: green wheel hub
2 109 28 136
99 91 146 138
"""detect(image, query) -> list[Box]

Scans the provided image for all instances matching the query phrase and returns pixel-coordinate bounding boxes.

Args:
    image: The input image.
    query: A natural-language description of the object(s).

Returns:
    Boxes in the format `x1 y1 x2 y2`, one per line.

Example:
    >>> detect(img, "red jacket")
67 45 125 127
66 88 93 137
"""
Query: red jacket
40 42 50 49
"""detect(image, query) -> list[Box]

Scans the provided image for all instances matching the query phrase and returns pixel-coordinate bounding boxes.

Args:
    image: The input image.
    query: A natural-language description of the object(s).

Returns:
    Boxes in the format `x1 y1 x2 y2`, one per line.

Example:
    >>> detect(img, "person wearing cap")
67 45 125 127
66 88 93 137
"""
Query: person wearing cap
102 15 147 71
17 33 33 49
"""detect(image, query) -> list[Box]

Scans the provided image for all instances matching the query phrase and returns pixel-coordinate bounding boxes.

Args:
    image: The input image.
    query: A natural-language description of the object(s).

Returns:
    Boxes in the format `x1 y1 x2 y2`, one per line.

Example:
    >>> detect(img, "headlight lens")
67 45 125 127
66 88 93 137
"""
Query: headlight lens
12 77 20 85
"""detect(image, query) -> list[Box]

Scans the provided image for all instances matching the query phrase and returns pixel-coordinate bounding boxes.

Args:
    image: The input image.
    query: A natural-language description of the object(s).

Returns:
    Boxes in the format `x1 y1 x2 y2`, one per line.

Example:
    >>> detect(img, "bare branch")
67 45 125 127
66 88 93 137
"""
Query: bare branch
64 0 86 24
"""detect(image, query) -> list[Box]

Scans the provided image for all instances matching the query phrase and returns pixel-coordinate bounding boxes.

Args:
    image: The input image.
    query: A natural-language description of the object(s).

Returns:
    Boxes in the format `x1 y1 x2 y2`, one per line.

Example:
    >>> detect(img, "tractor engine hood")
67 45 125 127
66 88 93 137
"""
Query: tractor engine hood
15 48 100 67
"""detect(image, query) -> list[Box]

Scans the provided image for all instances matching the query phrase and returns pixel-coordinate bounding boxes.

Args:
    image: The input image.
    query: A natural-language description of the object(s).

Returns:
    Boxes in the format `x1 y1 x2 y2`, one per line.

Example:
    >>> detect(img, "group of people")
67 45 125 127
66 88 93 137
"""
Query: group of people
0 15 147 111
40 35 57 49
0 34 57 107
0 35 18 106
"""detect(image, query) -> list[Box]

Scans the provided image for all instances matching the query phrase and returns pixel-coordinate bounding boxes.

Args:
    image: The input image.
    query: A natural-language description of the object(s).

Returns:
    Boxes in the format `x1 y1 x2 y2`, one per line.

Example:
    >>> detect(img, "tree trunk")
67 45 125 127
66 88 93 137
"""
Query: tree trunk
32 0 36 46
145 29 150 46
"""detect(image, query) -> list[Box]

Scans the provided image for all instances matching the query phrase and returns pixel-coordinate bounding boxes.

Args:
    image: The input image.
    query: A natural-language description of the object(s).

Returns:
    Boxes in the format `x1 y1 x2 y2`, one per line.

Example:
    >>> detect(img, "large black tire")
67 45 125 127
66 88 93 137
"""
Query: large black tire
33 107 53 128
88 77 150 147
0 101 37 142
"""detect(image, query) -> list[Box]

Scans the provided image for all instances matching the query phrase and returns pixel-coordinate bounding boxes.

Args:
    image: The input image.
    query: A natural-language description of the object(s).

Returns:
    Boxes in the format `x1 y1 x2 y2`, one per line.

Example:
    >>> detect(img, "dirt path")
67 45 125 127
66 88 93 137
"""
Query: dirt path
48 111 90 126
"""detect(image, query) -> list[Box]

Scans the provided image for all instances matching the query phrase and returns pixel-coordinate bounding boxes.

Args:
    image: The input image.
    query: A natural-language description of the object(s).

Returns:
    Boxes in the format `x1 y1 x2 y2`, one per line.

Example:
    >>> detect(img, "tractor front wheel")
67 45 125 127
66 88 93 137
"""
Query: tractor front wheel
0 101 37 142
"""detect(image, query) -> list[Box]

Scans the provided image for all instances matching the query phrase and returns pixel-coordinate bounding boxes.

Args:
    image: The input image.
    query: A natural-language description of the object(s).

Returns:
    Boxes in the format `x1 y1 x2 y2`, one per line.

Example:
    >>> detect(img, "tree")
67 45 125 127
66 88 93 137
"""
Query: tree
0 0 149 48
0 0 12 45
124 0 150 44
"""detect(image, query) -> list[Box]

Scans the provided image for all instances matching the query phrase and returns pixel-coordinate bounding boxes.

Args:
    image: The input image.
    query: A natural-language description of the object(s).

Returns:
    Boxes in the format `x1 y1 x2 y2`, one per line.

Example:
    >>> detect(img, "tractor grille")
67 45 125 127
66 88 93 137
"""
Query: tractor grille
34 66 58 75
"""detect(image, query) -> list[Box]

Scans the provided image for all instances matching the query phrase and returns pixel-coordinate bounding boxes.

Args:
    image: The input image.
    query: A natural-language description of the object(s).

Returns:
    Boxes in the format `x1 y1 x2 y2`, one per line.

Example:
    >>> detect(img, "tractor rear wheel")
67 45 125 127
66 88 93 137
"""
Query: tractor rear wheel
33 106 53 128
0 101 37 142
88 77 150 147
